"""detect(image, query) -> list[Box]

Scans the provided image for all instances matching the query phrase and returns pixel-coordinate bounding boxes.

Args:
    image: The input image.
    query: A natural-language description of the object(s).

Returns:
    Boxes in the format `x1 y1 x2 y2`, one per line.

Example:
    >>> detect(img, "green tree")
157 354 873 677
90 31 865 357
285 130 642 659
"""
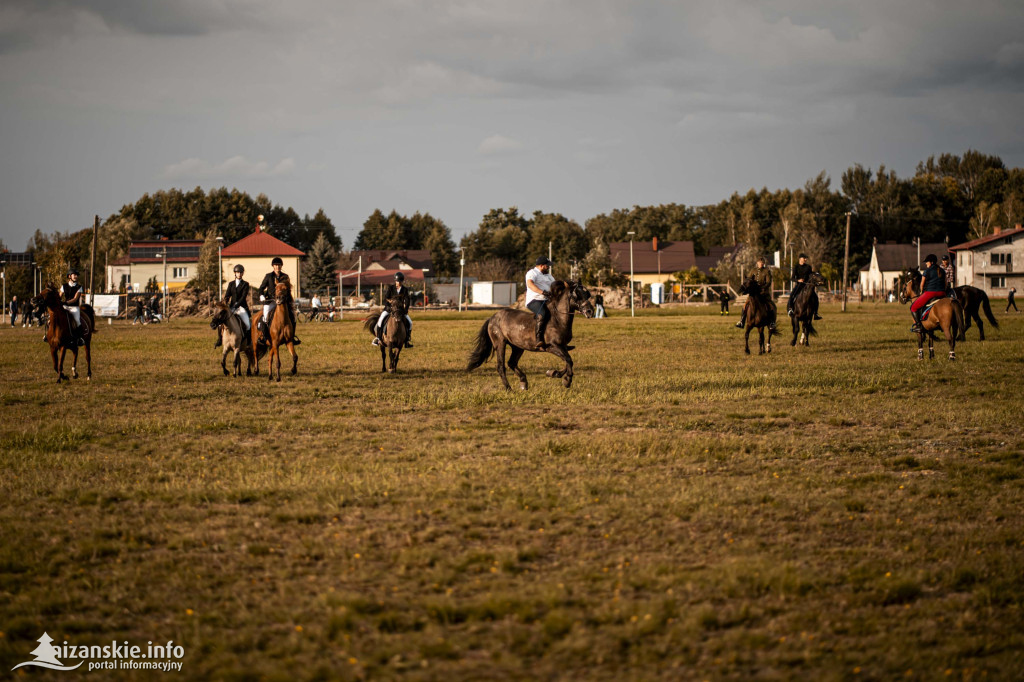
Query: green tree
422 218 458 277
189 228 221 292
302 233 339 295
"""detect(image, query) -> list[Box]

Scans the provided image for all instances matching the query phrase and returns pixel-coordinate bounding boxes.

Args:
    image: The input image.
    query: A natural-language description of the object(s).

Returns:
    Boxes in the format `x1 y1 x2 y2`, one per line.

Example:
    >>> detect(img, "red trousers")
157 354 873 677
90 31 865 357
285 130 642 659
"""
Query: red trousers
911 290 945 314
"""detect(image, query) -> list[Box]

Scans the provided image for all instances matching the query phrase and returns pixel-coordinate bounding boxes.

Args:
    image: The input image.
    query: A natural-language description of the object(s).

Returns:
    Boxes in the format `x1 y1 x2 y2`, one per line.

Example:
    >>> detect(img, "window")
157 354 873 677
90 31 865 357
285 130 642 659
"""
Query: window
172 267 188 279
991 253 1011 266
992 276 1006 288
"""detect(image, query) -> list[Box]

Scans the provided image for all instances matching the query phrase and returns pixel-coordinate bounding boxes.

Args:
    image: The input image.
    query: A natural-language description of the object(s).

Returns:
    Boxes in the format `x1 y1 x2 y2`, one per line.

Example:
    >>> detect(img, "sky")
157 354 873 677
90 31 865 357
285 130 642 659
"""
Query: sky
2 0 1024 251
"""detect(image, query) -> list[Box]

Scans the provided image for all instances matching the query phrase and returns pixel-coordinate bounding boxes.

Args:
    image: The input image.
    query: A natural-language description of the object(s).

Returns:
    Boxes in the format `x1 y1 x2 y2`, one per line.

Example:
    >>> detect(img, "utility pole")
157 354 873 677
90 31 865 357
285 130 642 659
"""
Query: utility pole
458 247 465 312
842 212 851 312
357 255 362 301
627 231 636 318
216 236 224 298
89 215 99 304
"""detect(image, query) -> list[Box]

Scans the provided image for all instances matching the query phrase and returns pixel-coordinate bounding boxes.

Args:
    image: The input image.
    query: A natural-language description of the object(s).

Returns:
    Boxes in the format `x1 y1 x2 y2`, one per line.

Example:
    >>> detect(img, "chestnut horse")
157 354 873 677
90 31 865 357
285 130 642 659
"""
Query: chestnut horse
363 296 408 373
466 280 593 390
251 280 298 381
899 268 965 360
210 302 254 377
33 284 95 383
739 275 776 355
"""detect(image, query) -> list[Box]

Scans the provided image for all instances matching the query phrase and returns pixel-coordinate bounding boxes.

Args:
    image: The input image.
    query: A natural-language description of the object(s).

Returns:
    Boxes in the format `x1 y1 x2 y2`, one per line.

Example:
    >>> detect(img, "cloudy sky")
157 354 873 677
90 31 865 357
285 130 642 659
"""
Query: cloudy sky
2 0 1024 250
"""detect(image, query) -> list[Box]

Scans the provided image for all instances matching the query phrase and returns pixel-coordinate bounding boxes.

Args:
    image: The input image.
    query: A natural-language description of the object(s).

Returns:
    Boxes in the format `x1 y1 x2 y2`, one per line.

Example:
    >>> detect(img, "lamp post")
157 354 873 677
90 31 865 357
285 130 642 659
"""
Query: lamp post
216 236 224 298
156 251 167 320
421 268 430 307
458 247 465 312
31 262 37 297
626 231 636 318
1 260 6 325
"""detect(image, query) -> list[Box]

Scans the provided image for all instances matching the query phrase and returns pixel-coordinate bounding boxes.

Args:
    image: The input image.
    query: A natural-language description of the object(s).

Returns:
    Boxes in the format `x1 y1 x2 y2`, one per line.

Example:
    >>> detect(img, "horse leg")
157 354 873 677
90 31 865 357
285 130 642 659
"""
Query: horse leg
58 346 69 382
494 340 512 391
221 345 230 376
508 346 528 390
802 320 809 347
744 326 752 355
916 332 924 360
791 315 798 346
84 342 91 380
975 314 985 341
390 345 401 373
758 327 765 355
275 343 283 382
70 346 78 379
50 344 60 381
928 333 935 360
946 321 957 361
766 325 773 354
288 342 297 375
548 345 574 388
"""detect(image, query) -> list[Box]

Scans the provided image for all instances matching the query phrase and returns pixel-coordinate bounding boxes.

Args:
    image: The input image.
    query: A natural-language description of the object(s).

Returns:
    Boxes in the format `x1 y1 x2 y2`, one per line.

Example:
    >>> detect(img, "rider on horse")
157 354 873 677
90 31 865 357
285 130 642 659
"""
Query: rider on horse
787 253 822 320
257 257 300 346
940 254 957 302
526 256 555 350
216 263 251 348
373 272 413 348
910 254 946 333
62 269 86 346
735 256 777 332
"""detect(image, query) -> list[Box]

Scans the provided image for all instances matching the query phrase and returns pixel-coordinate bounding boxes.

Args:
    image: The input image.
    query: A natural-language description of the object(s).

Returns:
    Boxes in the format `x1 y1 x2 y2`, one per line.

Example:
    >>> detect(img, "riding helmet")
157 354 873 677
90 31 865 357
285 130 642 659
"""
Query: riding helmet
924 254 937 264
233 264 245 274
395 272 405 282
68 269 79 276
271 257 284 267
535 256 551 266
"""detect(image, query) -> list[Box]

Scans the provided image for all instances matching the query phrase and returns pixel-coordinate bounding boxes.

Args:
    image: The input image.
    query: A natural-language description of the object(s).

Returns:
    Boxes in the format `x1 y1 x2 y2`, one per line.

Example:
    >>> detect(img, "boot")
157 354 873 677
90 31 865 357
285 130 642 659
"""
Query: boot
258 320 270 346
535 317 548 349
910 309 923 333
372 323 383 346
813 312 822 320
214 332 222 348
787 306 795 317
404 323 413 348
735 312 746 328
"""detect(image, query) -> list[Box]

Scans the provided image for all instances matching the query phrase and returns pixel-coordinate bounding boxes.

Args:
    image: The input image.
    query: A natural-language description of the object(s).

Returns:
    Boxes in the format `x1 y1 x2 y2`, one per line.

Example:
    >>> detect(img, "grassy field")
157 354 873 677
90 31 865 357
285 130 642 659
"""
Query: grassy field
1 302 1023 680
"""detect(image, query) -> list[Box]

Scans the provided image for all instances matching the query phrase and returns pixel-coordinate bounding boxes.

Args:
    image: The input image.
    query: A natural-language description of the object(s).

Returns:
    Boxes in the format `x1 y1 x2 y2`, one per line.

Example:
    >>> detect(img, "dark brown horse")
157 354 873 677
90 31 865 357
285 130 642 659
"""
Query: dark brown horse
363 296 408 373
33 284 95 383
790 271 826 347
467 280 593 390
739 275 776 355
210 302 254 377
251 280 298 381
899 269 964 360
953 285 998 341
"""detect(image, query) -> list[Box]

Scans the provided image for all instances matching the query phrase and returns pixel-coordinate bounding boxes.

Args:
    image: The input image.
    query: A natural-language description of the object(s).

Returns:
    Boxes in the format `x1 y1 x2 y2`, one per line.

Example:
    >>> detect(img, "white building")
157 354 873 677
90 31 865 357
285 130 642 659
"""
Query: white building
858 241 948 298
949 226 1024 295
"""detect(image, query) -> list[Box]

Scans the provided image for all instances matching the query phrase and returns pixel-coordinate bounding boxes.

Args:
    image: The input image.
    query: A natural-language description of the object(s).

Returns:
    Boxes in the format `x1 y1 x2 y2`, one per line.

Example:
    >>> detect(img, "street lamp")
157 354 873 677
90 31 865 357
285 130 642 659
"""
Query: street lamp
1 260 6 325
31 262 37 297
216 236 224 299
156 252 167 320
421 268 430 307
626 231 636 318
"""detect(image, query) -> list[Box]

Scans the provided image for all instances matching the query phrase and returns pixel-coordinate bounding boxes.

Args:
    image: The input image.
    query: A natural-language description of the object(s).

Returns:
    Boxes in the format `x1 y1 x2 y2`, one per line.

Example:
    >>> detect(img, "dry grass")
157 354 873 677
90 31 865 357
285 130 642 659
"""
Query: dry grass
1 302 1023 680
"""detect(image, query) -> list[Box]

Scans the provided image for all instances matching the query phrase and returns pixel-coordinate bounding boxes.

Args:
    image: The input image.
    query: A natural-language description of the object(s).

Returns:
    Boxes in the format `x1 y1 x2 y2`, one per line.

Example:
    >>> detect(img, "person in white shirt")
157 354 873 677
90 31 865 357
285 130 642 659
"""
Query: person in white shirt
310 294 322 319
525 256 556 349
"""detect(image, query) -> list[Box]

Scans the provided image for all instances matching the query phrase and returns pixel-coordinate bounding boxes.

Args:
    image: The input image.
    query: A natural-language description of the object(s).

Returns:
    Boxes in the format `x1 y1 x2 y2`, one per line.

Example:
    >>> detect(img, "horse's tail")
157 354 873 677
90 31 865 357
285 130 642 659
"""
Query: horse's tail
806 320 817 337
979 291 999 328
363 313 381 334
466 319 494 372
82 304 96 335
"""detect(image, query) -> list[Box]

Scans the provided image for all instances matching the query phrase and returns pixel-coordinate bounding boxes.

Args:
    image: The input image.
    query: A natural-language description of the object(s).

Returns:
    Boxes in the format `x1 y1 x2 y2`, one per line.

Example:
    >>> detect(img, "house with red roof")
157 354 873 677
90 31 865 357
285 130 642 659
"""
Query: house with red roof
949 225 1024 295
221 227 306 298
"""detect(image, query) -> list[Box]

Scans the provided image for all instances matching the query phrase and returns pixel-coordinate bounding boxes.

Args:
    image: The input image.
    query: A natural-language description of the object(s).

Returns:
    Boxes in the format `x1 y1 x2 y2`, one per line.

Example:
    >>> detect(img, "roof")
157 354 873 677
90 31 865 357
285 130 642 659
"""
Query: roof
349 249 433 270
872 242 949 272
336 268 426 286
949 227 1024 251
221 230 305 257
609 239 697 274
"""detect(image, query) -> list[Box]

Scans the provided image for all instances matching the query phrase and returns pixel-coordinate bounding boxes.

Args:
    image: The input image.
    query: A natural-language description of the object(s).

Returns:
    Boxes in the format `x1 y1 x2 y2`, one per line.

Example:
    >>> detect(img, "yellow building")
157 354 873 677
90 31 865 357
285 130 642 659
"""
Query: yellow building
114 240 203 293
220 229 306 299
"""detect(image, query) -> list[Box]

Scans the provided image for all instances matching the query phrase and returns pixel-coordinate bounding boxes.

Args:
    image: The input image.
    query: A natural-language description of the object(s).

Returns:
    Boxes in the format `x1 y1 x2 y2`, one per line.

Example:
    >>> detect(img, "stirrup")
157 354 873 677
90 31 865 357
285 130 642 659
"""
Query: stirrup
813 314 822 320
734 320 744 328
291 337 301 346
371 338 380 346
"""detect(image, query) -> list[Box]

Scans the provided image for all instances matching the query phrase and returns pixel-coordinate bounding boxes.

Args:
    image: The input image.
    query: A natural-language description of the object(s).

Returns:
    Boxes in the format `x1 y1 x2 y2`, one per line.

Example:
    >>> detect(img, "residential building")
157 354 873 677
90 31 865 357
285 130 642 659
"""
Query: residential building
858 241 949 298
609 238 698 287
107 240 203 293
220 228 306 299
949 226 1024 295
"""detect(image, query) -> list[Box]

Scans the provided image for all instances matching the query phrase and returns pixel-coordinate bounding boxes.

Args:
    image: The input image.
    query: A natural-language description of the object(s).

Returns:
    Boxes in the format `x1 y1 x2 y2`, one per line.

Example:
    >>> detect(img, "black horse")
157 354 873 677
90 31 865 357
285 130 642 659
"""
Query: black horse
953 285 998 341
467 280 593 390
738 275 776 355
790 272 826 347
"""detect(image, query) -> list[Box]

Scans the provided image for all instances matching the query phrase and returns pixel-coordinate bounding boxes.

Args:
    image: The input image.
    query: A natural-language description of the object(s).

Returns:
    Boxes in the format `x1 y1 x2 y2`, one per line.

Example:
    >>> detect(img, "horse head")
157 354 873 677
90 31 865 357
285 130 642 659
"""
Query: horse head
898 268 920 304
809 272 826 288
210 302 230 330
568 280 594 318
738 275 757 296
33 284 60 310
274 277 292 305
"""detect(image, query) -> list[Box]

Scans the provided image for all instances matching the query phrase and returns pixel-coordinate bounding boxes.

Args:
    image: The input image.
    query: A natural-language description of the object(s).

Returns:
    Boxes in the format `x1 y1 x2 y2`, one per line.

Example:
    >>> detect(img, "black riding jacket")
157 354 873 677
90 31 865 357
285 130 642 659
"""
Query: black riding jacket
257 272 288 301
225 279 251 311
791 263 812 283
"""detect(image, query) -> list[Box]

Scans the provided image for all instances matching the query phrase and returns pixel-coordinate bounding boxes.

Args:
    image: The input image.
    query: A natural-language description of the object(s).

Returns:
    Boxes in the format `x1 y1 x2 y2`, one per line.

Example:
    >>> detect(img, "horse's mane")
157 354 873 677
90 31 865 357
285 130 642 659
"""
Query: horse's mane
548 281 568 300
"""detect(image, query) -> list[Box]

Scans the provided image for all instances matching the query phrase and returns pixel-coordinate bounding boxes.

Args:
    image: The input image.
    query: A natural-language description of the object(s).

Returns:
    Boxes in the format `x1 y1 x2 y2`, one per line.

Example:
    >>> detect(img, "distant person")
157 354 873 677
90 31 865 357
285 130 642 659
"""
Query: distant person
736 257 776 332
217 264 250 347
257 257 300 346
310 293 322 319
525 256 555 349
132 298 145 325
787 254 821 320
719 289 730 315
62 270 86 345
1007 287 1018 313
9 295 17 326
910 254 945 333
373 272 413 348
593 292 605 318
940 255 957 301
21 298 33 327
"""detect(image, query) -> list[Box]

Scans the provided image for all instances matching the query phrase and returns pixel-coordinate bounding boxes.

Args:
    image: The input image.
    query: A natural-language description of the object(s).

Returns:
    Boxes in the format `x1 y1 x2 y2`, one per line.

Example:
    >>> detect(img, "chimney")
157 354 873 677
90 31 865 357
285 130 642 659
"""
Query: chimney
652 236 658 252
994 226 1002 235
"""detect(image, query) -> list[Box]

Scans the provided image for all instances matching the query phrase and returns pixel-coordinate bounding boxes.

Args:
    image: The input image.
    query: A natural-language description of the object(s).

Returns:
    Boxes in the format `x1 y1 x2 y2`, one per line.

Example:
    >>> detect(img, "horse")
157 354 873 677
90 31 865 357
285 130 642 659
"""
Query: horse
899 268 965 360
738 275 776 355
953 285 998 341
33 284 94 383
790 272 826 347
363 296 408 373
251 280 298 382
210 302 254 377
466 280 594 390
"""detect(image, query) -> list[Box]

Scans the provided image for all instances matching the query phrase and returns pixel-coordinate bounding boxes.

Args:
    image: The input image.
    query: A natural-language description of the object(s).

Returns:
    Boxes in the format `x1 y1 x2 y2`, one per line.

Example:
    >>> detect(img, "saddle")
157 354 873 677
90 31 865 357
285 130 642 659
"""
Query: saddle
920 297 944 321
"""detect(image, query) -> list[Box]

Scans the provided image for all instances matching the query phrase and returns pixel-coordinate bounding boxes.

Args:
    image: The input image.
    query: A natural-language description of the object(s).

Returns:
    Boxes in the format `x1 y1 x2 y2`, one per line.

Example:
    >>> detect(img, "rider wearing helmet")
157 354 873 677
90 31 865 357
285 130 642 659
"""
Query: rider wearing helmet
373 271 414 348
215 263 251 347
735 256 777 332
910 254 946 333
257 257 300 346
525 256 555 349
62 269 86 346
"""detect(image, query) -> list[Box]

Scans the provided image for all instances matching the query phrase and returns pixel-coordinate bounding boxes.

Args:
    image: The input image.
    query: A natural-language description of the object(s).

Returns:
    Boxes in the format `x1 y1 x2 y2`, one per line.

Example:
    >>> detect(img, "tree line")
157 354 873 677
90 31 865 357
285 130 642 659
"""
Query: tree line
3 149 1022 301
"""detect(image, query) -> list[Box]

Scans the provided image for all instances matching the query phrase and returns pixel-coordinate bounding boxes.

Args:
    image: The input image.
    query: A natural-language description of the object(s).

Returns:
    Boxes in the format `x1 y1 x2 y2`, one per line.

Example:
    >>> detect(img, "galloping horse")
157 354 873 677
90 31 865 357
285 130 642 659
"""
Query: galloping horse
363 296 408 373
251 280 298 381
33 284 94 383
210 302 254 377
790 272 826 347
899 269 965 360
739 275 776 355
467 280 594 390
953 285 998 341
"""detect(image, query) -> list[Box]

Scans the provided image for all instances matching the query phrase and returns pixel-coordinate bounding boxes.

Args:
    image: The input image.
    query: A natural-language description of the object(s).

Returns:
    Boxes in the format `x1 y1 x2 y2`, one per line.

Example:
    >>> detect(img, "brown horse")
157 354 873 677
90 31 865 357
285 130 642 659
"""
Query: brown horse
953 285 998 341
251 280 298 381
789 271 826 347
363 296 408 373
739 275 776 355
210 302 254 377
33 284 95 383
899 269 964 360
466 280 593 390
